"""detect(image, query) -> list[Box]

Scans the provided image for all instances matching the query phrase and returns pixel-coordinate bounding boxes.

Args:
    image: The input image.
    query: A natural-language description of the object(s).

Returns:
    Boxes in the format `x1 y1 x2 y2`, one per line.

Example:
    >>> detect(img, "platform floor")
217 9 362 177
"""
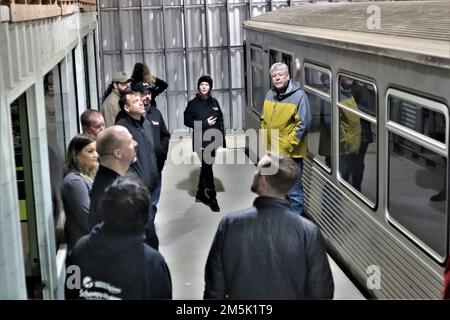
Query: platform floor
156 136 365 300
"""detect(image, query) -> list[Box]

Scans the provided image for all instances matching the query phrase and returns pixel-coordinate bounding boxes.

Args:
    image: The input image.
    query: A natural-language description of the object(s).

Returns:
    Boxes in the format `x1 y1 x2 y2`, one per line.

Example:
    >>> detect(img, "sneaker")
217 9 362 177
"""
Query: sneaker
209 199 220 212
430 190 446 202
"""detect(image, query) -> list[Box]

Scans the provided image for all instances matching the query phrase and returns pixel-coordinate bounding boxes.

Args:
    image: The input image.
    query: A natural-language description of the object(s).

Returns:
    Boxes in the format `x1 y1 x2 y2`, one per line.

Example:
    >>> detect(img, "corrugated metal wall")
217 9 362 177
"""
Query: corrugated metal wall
98 0 330 132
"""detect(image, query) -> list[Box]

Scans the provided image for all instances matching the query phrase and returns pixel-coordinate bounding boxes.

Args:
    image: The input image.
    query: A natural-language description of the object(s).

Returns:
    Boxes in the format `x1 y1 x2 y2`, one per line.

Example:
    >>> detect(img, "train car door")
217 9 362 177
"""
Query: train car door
10 93 42 298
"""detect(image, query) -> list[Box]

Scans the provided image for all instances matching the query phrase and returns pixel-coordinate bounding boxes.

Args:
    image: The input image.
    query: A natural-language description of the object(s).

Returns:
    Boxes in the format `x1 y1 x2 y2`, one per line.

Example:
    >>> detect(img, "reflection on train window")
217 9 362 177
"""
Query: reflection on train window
250 46 264 114
304 64 332 171
304 67 330 95
44 67 66 240
337 75 377 206
339 76 376 117
388 134 447 259
389 96 446 143
307 94 332 169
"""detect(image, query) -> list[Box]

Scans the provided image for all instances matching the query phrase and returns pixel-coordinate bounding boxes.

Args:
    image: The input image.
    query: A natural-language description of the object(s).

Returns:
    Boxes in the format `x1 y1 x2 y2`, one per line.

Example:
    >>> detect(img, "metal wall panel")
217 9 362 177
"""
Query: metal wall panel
142 9 164 49
98 0 333 132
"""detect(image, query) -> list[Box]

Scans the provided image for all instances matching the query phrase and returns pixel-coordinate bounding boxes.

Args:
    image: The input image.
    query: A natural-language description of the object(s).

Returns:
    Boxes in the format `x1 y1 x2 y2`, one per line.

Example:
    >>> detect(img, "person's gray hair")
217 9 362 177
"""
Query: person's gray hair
270 62 289 76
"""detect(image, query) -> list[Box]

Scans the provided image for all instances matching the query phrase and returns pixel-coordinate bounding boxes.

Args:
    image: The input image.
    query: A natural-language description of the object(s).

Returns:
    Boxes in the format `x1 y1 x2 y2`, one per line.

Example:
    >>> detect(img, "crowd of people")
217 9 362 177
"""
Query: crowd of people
61 61 449 300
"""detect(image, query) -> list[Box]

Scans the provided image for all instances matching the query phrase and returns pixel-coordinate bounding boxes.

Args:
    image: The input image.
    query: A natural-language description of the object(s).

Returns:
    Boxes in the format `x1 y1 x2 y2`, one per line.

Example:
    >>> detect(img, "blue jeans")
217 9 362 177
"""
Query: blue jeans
287 158 304 216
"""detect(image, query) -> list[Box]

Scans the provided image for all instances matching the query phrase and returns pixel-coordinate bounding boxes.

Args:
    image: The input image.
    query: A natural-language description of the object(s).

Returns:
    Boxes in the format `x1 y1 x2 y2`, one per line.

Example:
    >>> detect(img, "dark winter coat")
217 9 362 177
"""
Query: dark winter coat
146 106 170 172
184 95 226 153
116 113 159 192
149 78 168 107
65 224 172 300
89 165 120 228
204 196 334 299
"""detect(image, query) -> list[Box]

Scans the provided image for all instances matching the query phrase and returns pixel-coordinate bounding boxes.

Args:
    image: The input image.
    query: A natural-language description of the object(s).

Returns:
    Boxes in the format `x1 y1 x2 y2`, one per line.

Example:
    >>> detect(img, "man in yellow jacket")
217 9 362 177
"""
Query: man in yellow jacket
261 62 311 216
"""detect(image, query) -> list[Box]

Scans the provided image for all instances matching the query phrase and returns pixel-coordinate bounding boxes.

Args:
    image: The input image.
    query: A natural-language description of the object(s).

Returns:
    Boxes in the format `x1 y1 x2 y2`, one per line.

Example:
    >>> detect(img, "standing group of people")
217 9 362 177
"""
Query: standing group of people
61 59 341 300
63 62 172 299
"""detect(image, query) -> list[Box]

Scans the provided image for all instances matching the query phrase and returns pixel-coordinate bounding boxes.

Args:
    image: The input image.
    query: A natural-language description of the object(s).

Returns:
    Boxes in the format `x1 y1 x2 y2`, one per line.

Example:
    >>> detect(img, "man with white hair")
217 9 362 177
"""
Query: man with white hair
261 62 311 216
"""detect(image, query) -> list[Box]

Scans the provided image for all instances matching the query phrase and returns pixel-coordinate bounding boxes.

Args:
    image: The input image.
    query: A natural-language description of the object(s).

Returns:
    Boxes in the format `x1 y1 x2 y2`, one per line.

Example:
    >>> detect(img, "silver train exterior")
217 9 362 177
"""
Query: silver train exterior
243 1 450 299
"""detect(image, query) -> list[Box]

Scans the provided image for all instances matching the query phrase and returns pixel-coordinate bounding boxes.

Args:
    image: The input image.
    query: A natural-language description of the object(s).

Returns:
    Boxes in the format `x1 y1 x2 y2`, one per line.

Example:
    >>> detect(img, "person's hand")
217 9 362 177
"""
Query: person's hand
207 116 217 126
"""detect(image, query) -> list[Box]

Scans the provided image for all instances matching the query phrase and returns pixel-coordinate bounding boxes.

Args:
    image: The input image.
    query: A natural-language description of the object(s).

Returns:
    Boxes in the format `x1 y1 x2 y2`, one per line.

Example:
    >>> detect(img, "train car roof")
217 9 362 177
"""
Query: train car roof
243 1 450 68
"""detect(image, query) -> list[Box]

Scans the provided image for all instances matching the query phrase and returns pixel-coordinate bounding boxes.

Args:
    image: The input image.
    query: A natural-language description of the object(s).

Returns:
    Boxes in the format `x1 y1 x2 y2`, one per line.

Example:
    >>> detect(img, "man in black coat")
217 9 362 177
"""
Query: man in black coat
132 81 171 211
204 152 334 299
66 176 172 300
89 125 137 228
115 92 160 250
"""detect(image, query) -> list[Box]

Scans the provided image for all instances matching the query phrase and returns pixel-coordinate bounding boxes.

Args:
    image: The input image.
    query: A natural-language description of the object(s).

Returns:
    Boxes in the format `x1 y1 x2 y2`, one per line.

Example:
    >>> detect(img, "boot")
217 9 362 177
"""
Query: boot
209 198 220 212
195 190 209 204
430 189 446 202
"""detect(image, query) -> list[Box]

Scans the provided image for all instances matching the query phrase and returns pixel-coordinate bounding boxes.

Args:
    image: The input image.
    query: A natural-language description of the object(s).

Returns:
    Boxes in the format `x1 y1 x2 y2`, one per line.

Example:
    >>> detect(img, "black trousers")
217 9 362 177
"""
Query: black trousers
197 149 216 199
144 206 159 250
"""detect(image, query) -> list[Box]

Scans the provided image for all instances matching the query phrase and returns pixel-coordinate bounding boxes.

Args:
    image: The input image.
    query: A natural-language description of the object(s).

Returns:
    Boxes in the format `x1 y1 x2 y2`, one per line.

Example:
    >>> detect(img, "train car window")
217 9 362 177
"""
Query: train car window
82 36 91 109
337 75 377 206
386 89 448 262
304 67 331 95
269 49 278 69
282 53 292 75
250 46 264 114
268 49 293 77
338 77 376 117
303 63 332 172
389 97 446 144
44 66 66 242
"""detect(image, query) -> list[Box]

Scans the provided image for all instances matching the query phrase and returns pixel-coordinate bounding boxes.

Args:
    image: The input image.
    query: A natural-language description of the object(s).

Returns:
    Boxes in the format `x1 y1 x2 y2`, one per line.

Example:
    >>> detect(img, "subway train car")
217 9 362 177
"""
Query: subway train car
243 1 450 299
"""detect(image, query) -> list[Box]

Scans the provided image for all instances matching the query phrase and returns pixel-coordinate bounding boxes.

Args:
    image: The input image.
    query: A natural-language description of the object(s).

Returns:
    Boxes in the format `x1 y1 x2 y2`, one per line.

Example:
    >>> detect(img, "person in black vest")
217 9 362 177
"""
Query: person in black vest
132 81 171 211
184 75 226 212
66 176 172 300
115 92 160 249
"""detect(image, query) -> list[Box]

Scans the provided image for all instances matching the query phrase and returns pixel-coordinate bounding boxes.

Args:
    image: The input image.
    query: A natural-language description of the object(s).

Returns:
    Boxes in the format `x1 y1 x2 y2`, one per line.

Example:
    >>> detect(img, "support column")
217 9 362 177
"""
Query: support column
0 20 27 300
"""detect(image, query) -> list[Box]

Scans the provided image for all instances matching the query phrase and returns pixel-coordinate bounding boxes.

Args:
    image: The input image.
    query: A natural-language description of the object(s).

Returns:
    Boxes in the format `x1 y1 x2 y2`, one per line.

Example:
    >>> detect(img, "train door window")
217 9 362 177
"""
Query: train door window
269 49 278 69
44 66 66 247
303 63 332 172
83 36 91 109
70 48 80 133
11 93 42 298
250 46 264 114
386 89 448 261
93 31 99 107
337 75 377 206
268 49 293 77
281 53 292 74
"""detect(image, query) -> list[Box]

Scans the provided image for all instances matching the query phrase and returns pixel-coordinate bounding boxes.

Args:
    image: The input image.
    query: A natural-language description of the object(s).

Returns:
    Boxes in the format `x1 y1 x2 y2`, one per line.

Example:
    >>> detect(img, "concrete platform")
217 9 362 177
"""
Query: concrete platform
156 136 365 300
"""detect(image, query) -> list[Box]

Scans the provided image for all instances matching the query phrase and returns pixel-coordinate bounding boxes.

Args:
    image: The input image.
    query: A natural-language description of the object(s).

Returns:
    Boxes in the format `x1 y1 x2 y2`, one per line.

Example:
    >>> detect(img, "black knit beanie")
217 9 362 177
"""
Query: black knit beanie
197 75 213 89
